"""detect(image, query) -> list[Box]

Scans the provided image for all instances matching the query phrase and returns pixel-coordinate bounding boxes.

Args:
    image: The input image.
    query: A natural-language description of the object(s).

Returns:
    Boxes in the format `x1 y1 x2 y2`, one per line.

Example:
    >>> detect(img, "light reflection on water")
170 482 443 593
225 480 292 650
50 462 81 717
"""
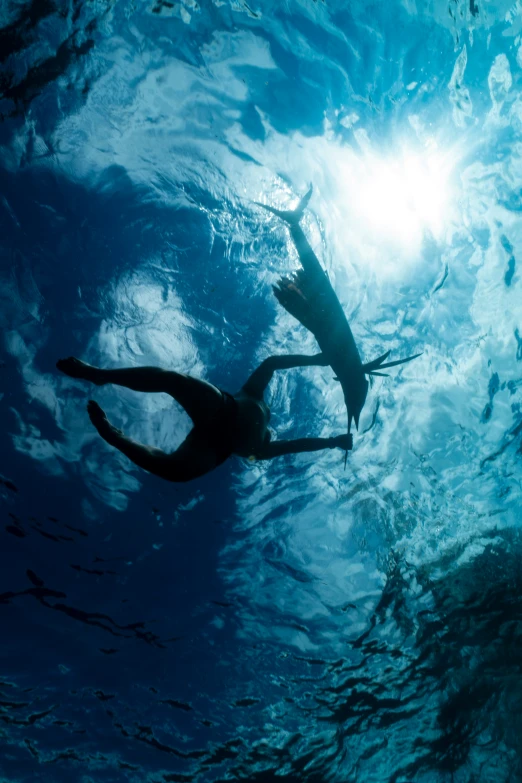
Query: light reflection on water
349 145 455 251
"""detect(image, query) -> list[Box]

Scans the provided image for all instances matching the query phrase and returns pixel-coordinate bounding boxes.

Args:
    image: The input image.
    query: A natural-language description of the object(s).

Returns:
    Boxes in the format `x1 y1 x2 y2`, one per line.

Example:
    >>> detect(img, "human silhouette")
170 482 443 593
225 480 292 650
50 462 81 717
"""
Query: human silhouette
57 355 352 483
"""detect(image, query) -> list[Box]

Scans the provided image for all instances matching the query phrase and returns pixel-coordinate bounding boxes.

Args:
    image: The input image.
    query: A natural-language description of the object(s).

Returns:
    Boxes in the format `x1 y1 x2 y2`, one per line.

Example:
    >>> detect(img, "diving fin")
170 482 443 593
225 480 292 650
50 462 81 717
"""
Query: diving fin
255 185 313 225
368 371 389 377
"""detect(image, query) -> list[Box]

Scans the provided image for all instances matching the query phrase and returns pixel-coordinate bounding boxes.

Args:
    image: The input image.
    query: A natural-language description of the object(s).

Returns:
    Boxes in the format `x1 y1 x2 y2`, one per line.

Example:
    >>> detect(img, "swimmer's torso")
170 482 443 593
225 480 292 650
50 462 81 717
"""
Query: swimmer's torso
231 390 270 458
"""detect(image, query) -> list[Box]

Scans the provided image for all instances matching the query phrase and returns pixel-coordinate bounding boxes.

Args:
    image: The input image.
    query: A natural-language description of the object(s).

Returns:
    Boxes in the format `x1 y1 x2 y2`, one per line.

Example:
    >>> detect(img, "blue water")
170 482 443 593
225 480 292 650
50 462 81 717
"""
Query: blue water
1 1 522 780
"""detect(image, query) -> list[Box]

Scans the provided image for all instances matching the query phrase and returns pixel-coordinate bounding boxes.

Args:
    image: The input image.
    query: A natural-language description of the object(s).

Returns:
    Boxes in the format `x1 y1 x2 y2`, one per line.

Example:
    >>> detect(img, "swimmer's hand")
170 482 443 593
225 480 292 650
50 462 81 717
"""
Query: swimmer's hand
329 434 353 451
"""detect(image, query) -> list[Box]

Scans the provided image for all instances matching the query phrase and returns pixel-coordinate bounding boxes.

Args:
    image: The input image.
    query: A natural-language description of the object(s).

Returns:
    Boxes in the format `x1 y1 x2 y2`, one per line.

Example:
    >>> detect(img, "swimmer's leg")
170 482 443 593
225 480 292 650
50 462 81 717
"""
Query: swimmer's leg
87 401 218 482
58 357 222 425
241 353 328 400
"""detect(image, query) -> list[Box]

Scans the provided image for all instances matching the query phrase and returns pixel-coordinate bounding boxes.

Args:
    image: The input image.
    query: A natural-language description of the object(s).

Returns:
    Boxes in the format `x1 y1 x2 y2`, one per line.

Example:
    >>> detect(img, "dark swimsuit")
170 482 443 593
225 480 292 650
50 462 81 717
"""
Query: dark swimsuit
203 390 238 466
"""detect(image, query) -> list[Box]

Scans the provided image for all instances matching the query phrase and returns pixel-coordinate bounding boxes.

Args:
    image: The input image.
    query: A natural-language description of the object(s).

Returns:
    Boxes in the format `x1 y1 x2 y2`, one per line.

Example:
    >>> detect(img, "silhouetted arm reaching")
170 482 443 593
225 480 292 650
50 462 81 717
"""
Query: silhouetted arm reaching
242 353 328 399
258 433 352 460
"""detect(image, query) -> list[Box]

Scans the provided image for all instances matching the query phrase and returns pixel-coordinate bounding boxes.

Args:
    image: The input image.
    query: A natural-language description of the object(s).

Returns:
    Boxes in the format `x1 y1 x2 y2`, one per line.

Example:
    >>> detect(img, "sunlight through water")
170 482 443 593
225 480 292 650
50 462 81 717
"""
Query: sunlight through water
353 145 455 251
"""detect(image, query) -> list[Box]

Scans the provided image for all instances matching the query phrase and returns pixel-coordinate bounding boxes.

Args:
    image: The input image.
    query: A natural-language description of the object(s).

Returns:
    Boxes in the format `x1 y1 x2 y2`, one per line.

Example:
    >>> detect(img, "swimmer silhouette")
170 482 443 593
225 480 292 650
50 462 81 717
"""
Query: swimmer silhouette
56 356 352 483
256 186 421 461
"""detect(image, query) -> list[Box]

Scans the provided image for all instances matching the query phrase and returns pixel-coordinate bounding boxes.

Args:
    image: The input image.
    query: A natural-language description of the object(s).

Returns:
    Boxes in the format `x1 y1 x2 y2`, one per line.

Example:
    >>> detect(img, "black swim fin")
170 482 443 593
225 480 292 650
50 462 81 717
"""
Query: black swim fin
255 185 313 225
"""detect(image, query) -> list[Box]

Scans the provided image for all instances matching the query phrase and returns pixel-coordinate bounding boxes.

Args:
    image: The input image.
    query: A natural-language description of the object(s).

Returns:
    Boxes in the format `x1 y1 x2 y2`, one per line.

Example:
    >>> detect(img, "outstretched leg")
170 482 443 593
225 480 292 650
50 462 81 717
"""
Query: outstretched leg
87 401 218 482
58 357 223 427
241 353 328 400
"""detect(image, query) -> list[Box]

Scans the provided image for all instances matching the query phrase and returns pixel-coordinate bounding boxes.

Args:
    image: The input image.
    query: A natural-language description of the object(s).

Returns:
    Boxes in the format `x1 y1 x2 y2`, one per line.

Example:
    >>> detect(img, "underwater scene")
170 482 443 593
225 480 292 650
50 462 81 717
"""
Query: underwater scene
2 0 522 781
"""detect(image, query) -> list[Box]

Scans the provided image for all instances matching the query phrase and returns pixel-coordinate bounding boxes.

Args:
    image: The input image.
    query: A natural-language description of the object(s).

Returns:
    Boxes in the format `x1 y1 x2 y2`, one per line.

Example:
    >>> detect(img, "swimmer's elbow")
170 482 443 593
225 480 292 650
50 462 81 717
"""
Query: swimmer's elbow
257 441 295 460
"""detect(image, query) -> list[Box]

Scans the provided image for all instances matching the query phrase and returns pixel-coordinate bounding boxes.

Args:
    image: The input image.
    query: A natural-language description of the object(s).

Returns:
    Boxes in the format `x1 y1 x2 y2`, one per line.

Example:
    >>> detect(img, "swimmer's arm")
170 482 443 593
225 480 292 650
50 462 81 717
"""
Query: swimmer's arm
258 434 352 459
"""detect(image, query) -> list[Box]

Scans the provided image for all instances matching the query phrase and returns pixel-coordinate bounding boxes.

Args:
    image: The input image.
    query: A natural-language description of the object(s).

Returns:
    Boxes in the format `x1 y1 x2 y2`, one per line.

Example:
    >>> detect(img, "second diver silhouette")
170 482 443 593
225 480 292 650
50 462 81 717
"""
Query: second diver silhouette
56 352 351 483
256 186 421 464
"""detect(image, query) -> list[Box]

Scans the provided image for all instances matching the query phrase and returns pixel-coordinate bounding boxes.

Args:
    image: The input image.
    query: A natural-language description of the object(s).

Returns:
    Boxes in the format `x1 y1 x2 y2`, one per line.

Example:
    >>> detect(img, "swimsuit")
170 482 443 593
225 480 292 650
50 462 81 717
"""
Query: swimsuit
202 390 238 466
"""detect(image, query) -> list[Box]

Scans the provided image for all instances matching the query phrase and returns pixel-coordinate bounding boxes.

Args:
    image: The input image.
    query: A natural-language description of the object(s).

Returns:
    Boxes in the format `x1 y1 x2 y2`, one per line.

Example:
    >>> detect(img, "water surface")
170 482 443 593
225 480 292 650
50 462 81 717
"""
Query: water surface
1 1 522 781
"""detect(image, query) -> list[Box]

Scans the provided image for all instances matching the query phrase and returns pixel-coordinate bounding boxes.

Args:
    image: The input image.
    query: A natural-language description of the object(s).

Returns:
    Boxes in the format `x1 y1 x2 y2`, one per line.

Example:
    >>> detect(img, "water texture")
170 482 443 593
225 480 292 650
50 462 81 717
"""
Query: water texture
1 0 522 781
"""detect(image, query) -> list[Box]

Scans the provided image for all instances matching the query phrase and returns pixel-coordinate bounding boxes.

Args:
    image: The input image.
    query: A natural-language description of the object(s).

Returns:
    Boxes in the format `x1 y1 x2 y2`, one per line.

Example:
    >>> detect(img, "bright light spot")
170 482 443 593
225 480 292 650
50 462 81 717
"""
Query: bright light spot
345 145 454 253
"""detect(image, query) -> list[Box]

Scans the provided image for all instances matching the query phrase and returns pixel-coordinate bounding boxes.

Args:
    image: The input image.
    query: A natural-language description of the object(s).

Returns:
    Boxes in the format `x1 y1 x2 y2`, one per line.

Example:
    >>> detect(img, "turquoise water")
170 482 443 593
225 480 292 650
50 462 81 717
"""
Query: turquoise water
1 1 522 780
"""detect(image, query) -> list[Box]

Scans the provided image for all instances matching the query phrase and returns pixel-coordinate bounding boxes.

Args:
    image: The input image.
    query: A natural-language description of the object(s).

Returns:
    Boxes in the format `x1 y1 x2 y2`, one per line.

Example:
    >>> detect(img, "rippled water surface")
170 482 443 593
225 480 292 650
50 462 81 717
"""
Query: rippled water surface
2 0 522 781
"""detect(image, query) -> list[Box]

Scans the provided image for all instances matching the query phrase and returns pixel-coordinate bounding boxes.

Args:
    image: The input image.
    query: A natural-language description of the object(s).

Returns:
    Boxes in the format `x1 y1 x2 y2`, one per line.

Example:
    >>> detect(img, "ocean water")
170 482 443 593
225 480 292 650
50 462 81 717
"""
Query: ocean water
1 0 522 781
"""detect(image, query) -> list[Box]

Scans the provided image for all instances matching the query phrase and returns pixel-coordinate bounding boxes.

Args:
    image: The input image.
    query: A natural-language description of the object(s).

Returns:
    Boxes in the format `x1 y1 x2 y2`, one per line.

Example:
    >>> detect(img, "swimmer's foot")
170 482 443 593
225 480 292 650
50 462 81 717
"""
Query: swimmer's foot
56 357 105 385
87 400 121 444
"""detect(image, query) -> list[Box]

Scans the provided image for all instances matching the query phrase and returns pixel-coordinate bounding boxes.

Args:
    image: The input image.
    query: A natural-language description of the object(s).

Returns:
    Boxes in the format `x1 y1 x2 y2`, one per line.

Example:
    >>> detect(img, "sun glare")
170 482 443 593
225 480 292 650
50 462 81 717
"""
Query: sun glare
348 146 454 252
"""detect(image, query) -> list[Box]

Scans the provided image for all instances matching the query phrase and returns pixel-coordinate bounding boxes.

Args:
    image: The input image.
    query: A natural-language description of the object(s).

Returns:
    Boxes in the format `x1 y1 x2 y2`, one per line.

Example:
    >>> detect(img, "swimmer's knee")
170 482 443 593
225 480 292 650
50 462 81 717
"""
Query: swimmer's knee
158 458 192 482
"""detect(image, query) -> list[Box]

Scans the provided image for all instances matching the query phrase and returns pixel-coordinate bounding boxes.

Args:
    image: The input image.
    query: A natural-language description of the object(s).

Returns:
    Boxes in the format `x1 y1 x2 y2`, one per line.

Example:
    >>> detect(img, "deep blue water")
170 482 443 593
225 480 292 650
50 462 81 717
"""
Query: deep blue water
2 1 522 781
